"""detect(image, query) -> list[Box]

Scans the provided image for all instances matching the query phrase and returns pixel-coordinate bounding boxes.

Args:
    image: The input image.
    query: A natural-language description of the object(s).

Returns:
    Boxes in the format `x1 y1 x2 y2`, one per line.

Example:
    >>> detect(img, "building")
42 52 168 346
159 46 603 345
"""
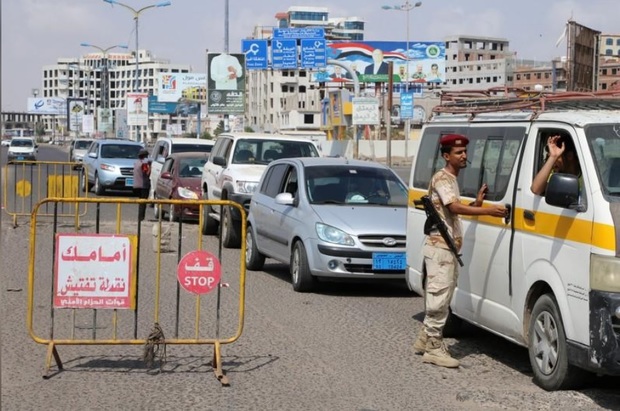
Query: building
443 35 516 90
512 59 568 91
600 34 620 59
39 49 192 141
246 7 365 133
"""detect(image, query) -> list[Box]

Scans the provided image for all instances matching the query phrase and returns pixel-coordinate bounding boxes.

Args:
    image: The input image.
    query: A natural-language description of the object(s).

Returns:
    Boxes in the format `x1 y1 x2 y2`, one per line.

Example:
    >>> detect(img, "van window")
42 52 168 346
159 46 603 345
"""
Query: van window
532 129 582 198
461 127 524 200
413 126 523 201
586 124 620 196
413 126 468 188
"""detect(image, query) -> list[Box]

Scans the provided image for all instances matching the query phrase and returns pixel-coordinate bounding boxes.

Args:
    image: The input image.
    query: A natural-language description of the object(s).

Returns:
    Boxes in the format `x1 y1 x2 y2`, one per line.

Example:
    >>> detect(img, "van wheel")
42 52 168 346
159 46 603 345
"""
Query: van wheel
528 294 585 390
221 206 241 248
291 240 316 292
94 173 105 195
245 225 265 271
201 192 218 235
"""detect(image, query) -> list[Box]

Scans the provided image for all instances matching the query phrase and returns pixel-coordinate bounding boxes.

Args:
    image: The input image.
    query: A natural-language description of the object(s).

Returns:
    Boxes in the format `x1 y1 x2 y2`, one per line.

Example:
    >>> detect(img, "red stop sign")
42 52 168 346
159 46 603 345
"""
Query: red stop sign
177 250 221 295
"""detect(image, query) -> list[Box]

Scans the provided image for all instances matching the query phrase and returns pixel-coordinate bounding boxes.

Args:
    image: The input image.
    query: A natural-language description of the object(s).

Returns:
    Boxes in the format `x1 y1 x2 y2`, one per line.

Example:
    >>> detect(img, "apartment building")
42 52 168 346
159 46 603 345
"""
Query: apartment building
40 50 192 141
246 7 364 133
600 34 620 58
443 35 515 90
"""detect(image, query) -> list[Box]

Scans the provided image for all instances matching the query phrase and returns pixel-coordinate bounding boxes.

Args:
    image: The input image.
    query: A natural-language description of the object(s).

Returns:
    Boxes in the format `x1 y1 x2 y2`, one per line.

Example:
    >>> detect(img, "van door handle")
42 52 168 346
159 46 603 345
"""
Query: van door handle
504 204 512 225
523 210 535 221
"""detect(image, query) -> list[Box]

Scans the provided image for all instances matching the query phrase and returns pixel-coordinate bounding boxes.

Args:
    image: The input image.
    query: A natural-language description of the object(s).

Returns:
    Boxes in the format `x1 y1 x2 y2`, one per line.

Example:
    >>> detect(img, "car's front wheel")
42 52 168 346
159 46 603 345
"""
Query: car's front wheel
528 294 585 390
291 240 316 292
221 206 241 248
168 203 178 222
245 225 265 271
81 172 91 193
201 191 218 235
94 173 105 196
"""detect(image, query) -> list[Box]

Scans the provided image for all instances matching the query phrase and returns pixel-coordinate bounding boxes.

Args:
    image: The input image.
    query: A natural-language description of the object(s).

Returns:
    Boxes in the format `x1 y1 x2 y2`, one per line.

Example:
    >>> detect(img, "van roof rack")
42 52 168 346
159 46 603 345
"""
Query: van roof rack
433 87 620 115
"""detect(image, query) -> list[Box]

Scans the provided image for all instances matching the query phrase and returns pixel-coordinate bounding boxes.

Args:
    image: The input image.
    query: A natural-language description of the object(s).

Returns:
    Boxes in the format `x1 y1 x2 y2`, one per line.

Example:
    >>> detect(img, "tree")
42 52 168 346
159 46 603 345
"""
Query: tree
214 120 225 136
243 126 255 133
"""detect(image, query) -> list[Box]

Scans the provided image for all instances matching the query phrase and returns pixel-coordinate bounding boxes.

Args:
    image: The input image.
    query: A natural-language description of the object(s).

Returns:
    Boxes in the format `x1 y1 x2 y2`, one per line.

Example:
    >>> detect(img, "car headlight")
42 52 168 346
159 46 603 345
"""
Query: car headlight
100 163 116 172
235 180 259 194
316 223 354 246
591 254 620 292
177 187 198 199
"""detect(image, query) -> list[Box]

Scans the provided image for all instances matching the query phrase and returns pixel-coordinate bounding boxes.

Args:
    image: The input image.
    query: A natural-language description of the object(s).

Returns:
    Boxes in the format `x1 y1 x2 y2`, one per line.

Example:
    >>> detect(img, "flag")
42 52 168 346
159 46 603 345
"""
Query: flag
555 24 567 47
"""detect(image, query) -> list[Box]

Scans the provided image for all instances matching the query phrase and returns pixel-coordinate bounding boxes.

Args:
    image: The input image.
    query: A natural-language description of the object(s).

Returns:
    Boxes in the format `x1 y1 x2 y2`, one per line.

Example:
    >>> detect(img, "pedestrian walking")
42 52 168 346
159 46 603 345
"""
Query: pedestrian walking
133 148 151 221
413 134 507 368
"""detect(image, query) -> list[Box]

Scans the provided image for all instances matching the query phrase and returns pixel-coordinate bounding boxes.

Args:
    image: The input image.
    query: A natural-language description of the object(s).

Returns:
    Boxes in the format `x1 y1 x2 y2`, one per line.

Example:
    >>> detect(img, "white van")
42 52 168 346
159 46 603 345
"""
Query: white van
406 89 620 390
149 137 214 200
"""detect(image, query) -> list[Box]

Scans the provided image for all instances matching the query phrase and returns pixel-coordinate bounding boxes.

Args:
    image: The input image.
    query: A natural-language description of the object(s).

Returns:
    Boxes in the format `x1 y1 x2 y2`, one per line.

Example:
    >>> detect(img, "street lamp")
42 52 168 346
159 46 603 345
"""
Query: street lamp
80 43 128 109
103 0 171 141
382 1 422 160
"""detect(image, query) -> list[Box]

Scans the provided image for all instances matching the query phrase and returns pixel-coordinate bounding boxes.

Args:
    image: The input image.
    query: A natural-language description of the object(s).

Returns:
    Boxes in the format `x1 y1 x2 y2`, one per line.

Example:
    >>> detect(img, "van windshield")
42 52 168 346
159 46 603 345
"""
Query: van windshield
586 124 620 196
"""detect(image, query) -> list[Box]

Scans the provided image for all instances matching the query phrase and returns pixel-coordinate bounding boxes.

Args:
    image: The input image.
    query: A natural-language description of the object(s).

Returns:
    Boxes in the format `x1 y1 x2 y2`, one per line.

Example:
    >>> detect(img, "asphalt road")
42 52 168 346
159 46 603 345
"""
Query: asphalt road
0 144 619 410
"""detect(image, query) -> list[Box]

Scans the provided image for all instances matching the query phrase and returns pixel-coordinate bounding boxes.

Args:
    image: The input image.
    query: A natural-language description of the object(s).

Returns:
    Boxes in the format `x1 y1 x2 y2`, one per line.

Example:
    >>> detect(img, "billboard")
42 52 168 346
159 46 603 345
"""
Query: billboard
67 98 87 131
27 97 66 115
126 92 148 126
207 52 246 114
312 41 445 84
158 73 207 103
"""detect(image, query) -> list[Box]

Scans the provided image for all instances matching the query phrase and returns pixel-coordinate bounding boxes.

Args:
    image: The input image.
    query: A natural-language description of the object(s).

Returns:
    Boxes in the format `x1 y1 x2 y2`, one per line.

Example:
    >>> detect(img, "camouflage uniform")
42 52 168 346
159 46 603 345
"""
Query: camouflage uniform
423 168 462 339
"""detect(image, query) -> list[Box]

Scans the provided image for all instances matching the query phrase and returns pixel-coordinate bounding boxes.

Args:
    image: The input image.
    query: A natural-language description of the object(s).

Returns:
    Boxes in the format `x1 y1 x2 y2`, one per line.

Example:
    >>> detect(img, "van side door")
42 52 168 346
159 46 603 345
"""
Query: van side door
455 124 525 339
512 125 593 347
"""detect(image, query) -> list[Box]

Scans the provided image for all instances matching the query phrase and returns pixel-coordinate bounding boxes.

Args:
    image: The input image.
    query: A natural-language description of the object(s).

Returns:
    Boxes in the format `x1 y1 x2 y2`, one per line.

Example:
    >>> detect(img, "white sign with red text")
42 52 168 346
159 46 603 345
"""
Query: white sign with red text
54 234 135 309
177 250 221 295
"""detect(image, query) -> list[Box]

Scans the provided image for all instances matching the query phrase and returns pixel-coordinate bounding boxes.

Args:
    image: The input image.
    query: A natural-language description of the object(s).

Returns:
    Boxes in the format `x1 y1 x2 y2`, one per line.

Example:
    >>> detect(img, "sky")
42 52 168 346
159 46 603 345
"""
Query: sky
1 0 618 111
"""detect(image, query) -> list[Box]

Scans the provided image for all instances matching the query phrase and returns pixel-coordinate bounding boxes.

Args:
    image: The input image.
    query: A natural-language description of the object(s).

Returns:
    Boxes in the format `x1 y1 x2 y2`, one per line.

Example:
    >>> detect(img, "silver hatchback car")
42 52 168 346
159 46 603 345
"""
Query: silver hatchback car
246 157 409 292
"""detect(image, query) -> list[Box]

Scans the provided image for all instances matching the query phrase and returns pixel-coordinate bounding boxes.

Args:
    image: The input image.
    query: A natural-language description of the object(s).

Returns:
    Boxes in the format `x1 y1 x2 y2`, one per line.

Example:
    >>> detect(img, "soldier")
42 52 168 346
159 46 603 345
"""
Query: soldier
413 134 507 368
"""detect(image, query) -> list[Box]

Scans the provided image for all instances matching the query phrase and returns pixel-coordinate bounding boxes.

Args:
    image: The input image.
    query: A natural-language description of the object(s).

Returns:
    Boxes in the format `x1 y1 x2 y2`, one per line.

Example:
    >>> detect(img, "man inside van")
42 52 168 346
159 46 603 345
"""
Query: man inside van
414 133 507 368
530 134 581 196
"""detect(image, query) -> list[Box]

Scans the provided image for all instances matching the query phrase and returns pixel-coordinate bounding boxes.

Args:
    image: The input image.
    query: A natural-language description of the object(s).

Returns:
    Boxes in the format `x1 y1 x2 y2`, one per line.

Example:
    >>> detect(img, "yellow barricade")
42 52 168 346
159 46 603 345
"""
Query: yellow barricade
27 197 246 385
3 161 88 227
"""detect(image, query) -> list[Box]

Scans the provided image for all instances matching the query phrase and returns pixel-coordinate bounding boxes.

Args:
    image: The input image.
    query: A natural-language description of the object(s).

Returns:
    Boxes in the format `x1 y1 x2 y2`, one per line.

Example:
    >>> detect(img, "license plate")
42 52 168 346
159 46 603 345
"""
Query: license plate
17 156 24 160
125 178 134 187
372 252 406 270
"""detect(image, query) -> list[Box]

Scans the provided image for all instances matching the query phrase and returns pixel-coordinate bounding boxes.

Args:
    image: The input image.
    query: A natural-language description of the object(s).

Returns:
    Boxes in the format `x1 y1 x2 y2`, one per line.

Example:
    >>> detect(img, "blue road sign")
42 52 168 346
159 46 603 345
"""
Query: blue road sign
271 39 297 69
242 39 268 70
300 39 326 69
400 91 414 119
273 27 325 39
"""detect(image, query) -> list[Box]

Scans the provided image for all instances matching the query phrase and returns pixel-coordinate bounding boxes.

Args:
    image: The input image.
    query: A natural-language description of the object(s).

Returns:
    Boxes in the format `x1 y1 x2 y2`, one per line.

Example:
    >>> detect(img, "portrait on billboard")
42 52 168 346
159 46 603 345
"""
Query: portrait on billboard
208 53 244 91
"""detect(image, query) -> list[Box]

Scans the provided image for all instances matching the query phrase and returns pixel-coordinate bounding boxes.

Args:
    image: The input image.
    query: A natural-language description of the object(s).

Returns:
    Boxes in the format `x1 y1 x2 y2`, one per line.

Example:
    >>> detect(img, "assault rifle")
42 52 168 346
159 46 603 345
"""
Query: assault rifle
414 195 464 267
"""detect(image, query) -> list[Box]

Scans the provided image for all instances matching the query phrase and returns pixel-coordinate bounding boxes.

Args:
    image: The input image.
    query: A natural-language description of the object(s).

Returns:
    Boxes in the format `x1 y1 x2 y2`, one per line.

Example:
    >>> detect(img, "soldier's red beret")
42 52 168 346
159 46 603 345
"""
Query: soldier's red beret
439 134 469 147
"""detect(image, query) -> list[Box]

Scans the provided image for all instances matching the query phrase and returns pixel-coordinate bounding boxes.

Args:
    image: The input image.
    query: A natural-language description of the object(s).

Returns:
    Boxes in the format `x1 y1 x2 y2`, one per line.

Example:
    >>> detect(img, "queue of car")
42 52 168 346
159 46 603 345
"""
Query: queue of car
65 133 408 293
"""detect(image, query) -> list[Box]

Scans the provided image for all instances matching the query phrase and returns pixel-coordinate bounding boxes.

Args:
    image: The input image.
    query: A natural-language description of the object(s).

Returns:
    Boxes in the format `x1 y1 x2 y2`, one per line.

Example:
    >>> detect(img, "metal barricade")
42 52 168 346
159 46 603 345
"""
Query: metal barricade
27 197 246 385
3 161 88 227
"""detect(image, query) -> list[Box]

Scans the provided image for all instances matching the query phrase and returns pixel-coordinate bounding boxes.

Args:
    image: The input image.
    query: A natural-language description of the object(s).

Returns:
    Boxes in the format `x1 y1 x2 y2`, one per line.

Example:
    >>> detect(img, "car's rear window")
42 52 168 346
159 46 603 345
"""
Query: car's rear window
172 144 213 154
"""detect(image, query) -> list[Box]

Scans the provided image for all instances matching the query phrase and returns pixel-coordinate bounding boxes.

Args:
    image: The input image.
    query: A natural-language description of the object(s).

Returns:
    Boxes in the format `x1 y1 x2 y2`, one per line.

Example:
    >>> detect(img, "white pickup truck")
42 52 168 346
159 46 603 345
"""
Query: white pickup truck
200 133 320 248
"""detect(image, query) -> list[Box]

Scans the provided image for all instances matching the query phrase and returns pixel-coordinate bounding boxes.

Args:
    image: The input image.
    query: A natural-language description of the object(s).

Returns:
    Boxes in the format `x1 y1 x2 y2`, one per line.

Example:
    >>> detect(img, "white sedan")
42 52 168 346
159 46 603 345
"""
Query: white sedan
1 139 11 147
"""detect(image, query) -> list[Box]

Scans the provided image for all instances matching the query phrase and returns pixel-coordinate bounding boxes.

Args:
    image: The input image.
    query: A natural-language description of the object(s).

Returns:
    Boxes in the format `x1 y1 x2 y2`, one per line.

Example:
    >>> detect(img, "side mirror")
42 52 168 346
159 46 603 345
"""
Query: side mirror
275 192 295 206
213 156 226 167
546 173 584 211
88 152 97 158
160 171 172 180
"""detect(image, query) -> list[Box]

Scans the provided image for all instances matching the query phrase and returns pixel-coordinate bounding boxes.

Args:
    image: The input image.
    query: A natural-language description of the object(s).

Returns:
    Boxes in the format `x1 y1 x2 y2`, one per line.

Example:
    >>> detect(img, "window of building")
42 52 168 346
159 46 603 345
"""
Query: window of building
299 85 306 92
606 38 614 45
536 73 541 79
304 114 314 124
606 49 613 56
516 74 521 80
282 85 288 92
